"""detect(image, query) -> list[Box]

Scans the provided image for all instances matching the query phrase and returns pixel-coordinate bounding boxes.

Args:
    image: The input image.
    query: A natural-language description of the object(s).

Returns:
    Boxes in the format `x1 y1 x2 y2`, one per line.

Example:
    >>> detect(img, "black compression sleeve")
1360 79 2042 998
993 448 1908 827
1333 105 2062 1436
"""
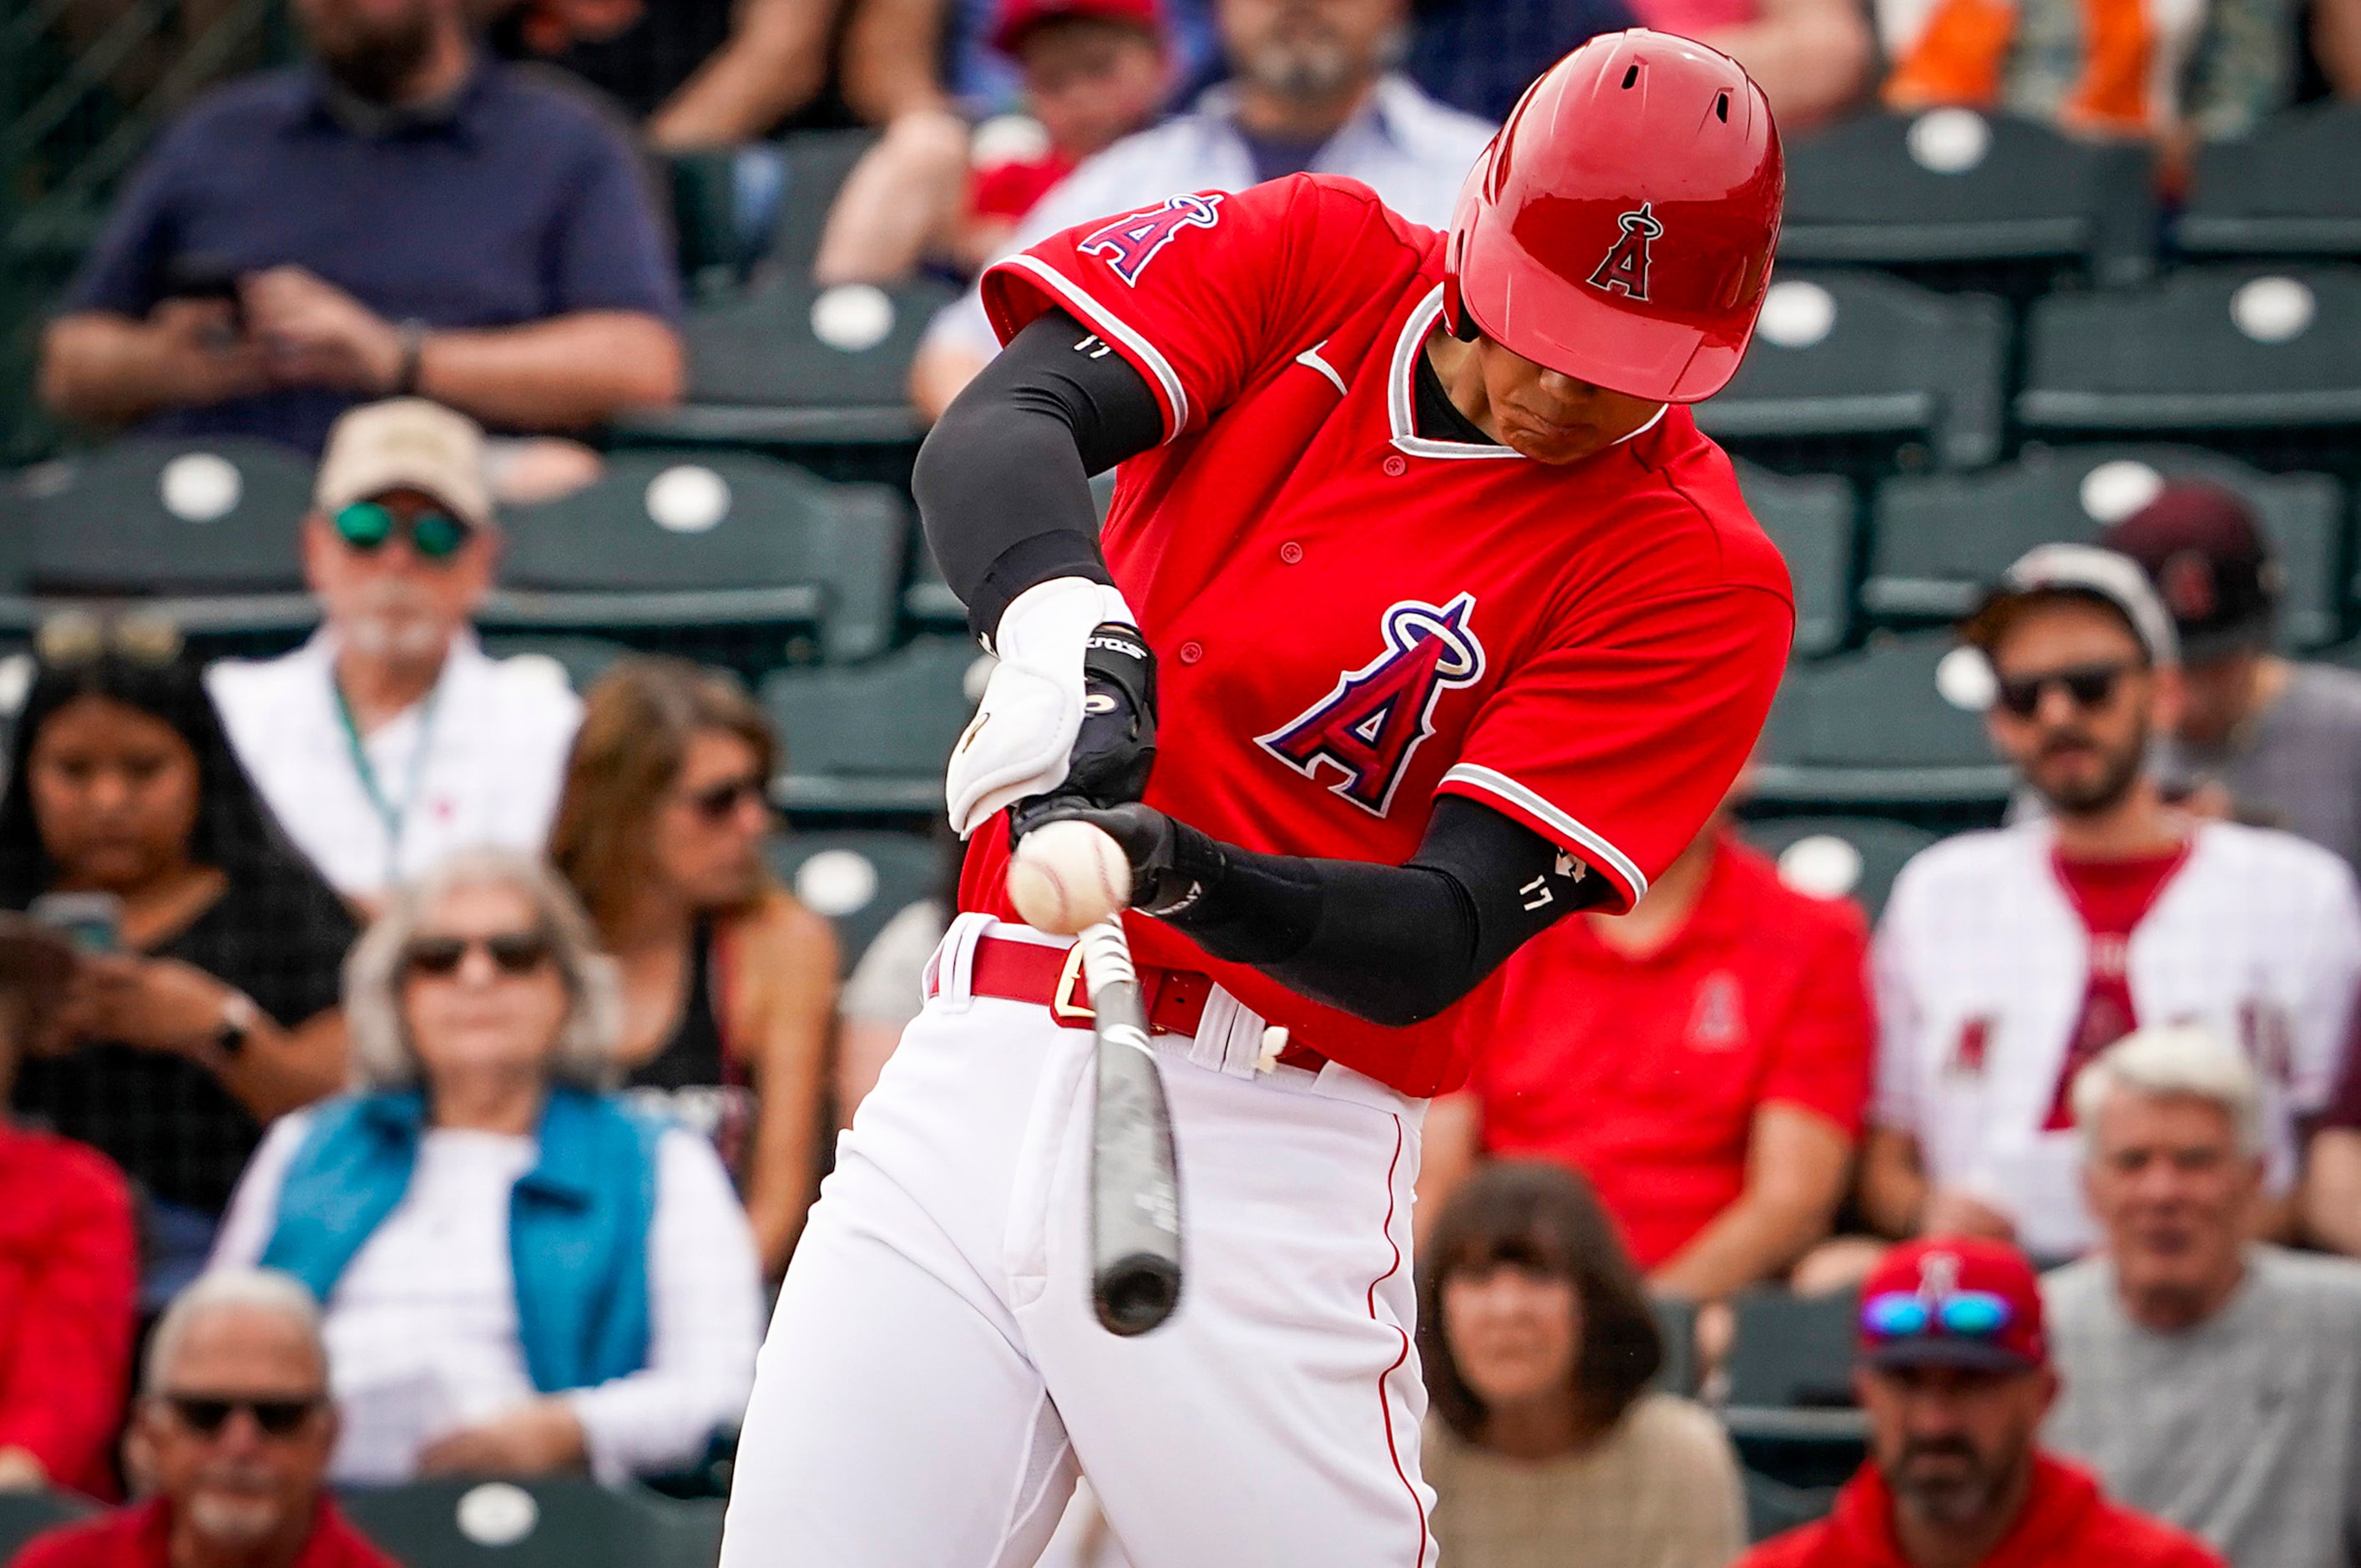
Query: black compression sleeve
912 308 1165 643
1159 797 1616 1026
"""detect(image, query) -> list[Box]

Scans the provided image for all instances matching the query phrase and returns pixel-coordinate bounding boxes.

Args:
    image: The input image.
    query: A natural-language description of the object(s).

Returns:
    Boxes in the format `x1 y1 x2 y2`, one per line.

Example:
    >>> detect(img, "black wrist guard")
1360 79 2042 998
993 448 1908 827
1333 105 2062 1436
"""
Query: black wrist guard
1064 621 1157 807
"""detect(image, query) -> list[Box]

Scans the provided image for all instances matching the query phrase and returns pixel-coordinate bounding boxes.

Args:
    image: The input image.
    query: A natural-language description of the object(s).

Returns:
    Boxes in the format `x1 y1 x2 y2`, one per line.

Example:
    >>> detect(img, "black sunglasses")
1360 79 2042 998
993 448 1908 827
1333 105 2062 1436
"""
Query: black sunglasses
334 500 474 561
404 930 553 978
1994 660 2136 719
683 776 766 822
167 1393 321 1438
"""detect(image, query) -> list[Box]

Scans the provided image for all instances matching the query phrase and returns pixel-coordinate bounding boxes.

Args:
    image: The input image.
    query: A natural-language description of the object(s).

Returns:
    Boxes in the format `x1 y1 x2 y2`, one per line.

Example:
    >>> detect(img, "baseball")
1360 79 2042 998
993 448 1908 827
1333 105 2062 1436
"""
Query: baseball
1007 820 1132 936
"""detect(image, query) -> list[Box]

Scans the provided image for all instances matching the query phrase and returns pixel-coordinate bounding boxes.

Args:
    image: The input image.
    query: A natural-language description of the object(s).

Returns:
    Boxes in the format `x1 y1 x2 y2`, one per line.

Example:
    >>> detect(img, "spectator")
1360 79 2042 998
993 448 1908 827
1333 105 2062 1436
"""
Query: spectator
3 617 354 1304
1405 0 1638 123
2308 1044 2361 1258
1740 1237 2222 1568
549 660 837 1278
38 0 683 460
2045 1025 2361 1568
1421 810 1873 1304
909 0 1497 418
210 850 761 1485
1420 1161 1746 1568
1862 545 2360 1264
834 829 959 1129
11 1271 397 1568
2099 479 2361 877
208 400 584 911
0 916 136 1501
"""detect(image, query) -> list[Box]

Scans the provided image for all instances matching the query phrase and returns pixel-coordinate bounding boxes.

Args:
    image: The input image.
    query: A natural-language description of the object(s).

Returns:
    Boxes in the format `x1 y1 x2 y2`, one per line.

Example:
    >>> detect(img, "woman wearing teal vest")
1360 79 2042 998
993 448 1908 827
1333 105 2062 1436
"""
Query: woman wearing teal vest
210 848 762 1485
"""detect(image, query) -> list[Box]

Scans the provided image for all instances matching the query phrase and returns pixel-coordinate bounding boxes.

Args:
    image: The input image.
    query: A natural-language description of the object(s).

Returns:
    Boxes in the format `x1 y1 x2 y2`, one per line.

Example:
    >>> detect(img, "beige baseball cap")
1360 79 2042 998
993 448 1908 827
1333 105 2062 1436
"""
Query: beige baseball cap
314 397 493 529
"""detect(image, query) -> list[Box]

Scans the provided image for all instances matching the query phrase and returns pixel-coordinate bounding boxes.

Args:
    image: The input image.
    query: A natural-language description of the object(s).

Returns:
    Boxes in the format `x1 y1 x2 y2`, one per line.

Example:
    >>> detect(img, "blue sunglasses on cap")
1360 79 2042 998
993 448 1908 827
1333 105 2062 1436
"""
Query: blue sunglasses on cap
1861 1289 2015 1340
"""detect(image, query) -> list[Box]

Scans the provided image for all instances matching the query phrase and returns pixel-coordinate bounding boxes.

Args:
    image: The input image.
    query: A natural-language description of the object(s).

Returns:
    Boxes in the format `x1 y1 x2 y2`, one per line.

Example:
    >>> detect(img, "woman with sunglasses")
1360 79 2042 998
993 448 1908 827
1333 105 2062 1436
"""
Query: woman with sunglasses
209 848 762 1484
1418 1160 1745 1568
549 658 837 1279
1 618 356 1303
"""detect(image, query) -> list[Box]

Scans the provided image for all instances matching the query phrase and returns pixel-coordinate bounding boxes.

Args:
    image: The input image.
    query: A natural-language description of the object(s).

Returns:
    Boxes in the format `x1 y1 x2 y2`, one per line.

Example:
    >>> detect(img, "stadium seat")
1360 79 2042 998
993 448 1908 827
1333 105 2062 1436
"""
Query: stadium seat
767 129 882 275
767 828 946 971
478 634 633 695
1744 1469 1842 1544
1739 814 1939 922
13 436 311 594
0 1490 94 1560
490 451 907 671
1727 1287 1861 1409
338 1479 721 1568
1752 633 2012 807
762 636 985 812
1650 1296 1700 1396
2179 104 2361 261
1867 445 2347 648
1738 464 1855 657
2016 266 2361 469
1781 109 2153 291
1694 271 2008 473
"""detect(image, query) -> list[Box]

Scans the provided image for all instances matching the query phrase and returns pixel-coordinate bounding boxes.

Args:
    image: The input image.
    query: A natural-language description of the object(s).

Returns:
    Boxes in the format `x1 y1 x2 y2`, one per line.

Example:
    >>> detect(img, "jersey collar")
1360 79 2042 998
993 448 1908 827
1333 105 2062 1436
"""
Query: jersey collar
1388 285 1669 461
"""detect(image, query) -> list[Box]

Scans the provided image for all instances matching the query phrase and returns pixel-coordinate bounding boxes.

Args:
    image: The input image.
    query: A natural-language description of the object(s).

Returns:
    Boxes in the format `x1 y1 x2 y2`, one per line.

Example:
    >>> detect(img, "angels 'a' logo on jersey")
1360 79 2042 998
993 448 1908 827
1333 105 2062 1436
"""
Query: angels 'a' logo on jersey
1078 193 1226 286
1588 203 1662 301
1256 594 1486 817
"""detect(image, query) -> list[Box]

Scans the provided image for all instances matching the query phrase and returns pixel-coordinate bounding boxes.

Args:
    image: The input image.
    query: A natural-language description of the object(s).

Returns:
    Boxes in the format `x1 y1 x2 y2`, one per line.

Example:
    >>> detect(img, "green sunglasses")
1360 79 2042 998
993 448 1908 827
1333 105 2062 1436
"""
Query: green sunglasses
334 500 475 561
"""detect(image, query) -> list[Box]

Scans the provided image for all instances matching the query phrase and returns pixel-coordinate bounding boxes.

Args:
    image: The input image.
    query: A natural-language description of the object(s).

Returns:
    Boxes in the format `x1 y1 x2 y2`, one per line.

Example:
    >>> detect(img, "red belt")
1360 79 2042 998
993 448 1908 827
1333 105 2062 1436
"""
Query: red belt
958 933 1330 1075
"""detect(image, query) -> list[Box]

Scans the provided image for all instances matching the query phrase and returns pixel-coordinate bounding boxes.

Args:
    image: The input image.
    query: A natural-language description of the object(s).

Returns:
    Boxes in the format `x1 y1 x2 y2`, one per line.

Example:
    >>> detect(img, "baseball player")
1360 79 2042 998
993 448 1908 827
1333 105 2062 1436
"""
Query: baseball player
721 31 1792 1568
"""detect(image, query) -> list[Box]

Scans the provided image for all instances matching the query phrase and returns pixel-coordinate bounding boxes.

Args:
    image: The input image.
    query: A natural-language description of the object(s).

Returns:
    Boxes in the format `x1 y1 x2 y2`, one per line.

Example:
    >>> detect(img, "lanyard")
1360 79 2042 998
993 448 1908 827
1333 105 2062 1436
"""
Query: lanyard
335 680 442 882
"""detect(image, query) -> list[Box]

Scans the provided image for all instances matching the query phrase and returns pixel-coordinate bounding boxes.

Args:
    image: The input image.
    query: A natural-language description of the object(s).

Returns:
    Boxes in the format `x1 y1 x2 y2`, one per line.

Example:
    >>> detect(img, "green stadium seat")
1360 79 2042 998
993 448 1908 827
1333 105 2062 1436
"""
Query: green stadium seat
489 452 907 672
1696 271 2007 473
1650 1295 1700 1396
761 636 985 812
1727 1287 1861 1409
2016 266 2361 468
768 130 882 275
1753 633 2012 807
0 1489 96 1560
338 1479 722 1568
766 829 946 971
1739 464 1855 657
1782 109 2152 291
15 437 311 594
2179 104 2361 261
1867 445 2346 648
1739 814 1939 922
1743 1469 1843 1544
478 634 634 695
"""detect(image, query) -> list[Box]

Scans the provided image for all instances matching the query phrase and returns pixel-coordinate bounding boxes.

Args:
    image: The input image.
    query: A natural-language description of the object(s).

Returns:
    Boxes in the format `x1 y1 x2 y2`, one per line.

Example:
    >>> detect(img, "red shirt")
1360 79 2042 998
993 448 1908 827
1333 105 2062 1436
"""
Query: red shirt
0 1125 135 1500
1469 833 1873 1267
971 152 1078 222
1740 1454 2225 1568
13 1500 402 1568
2040 846 2190 1129
966 174 1795 1097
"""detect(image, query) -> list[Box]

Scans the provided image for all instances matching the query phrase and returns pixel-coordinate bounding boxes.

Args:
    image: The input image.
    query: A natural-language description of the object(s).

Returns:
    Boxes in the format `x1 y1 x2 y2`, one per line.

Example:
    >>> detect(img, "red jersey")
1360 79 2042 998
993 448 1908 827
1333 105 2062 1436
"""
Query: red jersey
0 1126 134 1500
963 174 1795 1097
14 1500 403 1568
972 152 1078 222
1469 833 1873 1267
1740 1455 2224 1568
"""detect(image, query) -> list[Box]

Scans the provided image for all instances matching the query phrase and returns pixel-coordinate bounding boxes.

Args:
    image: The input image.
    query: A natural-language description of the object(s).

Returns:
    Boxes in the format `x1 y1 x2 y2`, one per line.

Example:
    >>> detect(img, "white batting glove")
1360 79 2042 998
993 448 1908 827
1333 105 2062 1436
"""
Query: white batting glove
948 576 1139 837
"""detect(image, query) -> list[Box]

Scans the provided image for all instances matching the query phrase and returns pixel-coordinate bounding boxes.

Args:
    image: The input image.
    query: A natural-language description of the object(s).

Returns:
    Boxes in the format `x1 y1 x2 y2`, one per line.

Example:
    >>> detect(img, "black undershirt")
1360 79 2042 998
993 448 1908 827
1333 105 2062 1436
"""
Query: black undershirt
1413 339 1499 445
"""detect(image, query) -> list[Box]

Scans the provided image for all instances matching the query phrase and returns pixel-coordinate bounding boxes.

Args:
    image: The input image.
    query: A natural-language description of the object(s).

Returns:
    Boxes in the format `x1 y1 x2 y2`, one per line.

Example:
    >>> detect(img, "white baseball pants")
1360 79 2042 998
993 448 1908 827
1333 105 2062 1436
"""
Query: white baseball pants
719 918 1435 1568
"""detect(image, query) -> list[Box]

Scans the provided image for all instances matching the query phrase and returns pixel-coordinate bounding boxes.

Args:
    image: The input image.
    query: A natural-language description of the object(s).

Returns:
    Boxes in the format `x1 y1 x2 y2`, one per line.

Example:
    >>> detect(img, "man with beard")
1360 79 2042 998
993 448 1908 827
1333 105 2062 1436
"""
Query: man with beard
39 0 681 462
1859 544 2361 1265
908 0 1494 417
208 400 584 908
13 1270 398 1568
2045 1025 2361 1568
1741 1237 2221 1568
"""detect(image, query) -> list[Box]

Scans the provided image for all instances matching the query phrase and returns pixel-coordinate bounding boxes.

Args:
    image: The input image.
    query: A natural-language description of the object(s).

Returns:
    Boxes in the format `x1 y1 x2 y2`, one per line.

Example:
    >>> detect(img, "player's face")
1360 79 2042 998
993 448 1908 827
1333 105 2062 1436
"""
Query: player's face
1857 1362 2053 1530
1469 337 1667 466
2081 1087 2260 1319
1983 599 2165 817
1440 1262 1580 1410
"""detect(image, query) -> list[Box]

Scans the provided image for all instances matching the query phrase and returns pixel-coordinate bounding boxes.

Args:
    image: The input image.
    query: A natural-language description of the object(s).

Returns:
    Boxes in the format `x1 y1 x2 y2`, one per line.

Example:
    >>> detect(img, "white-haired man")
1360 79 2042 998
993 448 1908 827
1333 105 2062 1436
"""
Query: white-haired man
2045 1025 2361 1568
13 1270 399 1568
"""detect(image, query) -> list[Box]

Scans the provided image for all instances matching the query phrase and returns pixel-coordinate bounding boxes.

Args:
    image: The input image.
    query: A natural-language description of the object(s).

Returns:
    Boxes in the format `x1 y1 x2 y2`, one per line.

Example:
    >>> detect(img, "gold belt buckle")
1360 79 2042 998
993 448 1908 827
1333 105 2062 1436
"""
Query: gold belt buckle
1052 943 1094 1021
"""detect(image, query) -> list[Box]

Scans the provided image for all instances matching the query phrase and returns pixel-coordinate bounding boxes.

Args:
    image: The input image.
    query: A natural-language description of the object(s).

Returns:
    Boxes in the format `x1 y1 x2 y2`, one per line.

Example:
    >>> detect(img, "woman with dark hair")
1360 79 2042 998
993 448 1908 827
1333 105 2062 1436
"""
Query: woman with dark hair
1420 1160 1745 1568
1 615 356 1302
549 656 836 1277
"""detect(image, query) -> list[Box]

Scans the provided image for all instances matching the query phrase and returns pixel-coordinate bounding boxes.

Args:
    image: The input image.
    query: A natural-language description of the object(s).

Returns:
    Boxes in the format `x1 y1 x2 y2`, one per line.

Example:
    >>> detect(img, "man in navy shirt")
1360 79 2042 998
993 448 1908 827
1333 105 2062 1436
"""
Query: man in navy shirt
40 0 685 458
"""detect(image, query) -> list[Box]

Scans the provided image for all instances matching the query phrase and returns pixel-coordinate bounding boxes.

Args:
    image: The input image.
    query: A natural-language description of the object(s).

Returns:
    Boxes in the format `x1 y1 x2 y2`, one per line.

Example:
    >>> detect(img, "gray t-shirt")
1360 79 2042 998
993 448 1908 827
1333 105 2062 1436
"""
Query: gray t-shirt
2044 1246 2361 1568
2164 660 2361 874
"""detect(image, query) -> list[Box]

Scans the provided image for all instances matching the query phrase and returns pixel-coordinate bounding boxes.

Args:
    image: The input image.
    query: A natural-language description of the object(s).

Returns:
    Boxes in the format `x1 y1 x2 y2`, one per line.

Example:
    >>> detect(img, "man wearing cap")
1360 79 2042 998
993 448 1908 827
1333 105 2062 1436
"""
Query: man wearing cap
1741 1237 2222 1568
1858 544 2361 1265
2101 478 2361 875
207 399 584 908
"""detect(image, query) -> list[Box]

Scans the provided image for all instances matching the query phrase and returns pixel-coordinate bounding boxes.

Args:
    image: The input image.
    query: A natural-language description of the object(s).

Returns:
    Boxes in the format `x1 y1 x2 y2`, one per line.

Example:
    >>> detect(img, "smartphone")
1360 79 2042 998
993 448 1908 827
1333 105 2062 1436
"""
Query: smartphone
28 892 123 955
159 256 246 338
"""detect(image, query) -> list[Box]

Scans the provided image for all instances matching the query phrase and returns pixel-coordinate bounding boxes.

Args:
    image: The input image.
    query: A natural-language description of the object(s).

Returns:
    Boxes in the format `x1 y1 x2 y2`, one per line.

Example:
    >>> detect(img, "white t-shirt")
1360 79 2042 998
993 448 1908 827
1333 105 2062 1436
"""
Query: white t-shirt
1874 818 2361 1259
211 1109 761 1485
207 630 584 899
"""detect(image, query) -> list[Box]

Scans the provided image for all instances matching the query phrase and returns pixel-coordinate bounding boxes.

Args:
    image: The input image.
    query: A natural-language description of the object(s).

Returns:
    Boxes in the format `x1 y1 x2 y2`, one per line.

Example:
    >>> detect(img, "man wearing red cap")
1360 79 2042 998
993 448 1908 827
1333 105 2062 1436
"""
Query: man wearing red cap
1742 1237 2222 1568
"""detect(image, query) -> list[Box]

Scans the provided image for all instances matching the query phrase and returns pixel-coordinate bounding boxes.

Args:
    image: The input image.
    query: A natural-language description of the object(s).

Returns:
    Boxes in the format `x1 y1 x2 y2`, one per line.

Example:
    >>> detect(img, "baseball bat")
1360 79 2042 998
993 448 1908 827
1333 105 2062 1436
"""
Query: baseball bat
1076 912 1185 1336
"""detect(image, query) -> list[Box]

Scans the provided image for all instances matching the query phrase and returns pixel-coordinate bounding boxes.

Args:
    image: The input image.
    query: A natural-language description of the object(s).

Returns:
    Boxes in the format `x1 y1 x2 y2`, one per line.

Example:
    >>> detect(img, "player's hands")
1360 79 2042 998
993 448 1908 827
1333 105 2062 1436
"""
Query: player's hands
1013 800 1216 918
947 577 1142 836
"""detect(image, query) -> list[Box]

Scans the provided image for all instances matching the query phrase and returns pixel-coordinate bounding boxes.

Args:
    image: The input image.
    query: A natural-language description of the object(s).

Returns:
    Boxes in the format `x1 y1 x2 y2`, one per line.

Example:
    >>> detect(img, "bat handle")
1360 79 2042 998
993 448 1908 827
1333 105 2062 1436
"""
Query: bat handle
1079 916 1185 1336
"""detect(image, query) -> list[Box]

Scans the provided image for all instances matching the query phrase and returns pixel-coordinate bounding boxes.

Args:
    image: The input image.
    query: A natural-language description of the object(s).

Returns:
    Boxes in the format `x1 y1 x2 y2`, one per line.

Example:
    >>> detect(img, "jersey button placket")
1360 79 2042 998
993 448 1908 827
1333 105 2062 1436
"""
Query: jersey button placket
1178 640 1205 665
1279 541 1304 564
1383 454 1408 477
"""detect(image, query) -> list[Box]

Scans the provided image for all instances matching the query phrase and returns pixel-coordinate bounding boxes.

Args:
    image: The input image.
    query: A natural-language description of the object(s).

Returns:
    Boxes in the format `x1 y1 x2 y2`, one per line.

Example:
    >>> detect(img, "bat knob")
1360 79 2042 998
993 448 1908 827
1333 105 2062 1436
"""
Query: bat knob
1095 1255 1183 1336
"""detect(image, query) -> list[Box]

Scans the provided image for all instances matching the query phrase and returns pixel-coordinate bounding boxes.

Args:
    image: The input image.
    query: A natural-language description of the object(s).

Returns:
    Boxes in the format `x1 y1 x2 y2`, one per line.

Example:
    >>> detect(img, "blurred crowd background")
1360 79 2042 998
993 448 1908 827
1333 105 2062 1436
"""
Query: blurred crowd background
12 0 2361 1562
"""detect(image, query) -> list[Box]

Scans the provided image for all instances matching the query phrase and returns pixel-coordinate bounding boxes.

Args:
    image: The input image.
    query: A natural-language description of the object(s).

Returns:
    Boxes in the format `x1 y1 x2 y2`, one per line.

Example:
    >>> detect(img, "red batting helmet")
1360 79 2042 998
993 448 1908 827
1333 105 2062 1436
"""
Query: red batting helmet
1441 30 1783 404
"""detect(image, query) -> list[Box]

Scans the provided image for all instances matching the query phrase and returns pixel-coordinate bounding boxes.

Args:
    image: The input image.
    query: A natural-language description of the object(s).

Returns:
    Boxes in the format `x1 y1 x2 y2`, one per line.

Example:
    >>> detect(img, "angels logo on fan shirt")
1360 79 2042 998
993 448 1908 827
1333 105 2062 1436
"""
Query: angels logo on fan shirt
1258 594 1486 817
